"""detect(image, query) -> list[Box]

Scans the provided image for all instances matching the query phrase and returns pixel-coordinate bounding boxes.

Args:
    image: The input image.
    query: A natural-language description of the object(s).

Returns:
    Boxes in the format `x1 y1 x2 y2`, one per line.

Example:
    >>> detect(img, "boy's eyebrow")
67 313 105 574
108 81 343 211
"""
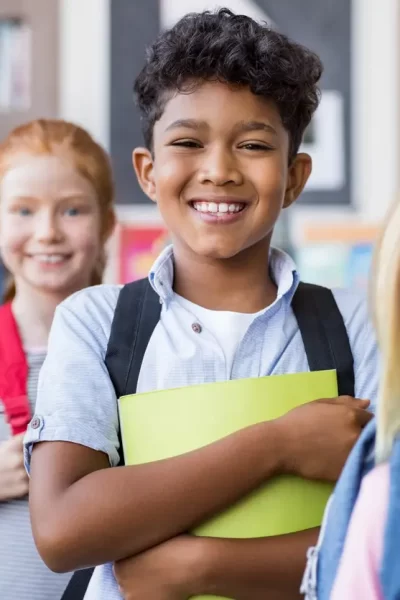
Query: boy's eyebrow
165 119 207 132
165 119 277 135
235 121 278 135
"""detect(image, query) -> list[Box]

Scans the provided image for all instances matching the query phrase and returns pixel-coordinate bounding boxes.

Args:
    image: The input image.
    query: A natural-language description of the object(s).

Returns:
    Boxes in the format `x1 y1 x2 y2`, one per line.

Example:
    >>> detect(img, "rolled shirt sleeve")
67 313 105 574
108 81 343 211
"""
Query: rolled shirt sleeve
24 285 122 471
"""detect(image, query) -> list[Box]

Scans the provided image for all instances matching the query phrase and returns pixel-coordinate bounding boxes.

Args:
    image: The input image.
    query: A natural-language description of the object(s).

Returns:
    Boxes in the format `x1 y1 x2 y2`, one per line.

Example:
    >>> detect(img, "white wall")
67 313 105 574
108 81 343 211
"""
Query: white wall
352 0 400 220
58 0 110 150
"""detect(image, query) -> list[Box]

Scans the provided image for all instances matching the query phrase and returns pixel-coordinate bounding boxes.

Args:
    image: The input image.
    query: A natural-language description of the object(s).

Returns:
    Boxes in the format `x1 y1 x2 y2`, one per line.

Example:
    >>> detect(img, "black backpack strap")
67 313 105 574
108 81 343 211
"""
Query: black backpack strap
105 277 162 401
105 277 161 467
60 569 94 600
291 282 355 397
61 278 161 600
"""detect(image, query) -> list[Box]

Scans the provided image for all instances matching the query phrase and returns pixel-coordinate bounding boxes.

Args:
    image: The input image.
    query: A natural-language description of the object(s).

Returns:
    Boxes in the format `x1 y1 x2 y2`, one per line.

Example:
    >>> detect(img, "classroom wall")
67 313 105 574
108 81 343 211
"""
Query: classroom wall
1 0 398 287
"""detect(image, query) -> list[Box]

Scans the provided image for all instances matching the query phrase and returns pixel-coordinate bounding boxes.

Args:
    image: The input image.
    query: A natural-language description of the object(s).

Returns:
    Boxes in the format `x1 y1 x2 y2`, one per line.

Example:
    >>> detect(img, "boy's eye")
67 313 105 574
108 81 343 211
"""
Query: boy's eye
239 142 273 151
170 140 202 148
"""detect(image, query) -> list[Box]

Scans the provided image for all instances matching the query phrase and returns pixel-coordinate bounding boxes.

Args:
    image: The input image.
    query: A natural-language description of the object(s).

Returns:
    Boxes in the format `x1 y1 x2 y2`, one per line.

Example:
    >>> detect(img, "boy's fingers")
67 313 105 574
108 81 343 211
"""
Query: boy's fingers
318 396 373 427
355 408 374 427
322 396 370 408
346 397 370 409
338 396 370 407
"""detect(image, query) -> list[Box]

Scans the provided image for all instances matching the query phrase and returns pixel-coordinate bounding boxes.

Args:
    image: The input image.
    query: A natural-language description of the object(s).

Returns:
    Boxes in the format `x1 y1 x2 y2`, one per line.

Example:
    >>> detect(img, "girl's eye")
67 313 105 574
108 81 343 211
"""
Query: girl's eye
17 207 32 216
171 140 202 148
64 207 80 216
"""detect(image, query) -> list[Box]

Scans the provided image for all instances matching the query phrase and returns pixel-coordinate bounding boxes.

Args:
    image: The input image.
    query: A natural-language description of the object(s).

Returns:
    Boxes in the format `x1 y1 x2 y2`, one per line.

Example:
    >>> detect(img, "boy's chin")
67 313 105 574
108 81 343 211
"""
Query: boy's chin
188 241 248 261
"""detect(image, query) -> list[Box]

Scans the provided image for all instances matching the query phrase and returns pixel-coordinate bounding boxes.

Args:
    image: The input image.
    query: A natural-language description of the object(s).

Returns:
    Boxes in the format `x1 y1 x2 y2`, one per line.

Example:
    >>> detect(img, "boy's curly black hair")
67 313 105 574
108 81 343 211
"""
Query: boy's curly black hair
134 8 323 160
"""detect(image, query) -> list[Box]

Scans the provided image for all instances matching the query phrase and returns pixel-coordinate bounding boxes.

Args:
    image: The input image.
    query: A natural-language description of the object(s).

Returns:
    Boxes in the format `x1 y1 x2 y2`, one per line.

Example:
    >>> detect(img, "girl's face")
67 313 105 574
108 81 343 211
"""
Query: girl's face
0 153 103 297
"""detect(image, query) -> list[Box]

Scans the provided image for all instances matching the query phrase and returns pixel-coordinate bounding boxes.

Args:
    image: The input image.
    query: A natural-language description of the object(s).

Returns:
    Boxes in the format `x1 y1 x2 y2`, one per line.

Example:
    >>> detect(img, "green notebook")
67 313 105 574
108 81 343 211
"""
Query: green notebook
119 370 337 599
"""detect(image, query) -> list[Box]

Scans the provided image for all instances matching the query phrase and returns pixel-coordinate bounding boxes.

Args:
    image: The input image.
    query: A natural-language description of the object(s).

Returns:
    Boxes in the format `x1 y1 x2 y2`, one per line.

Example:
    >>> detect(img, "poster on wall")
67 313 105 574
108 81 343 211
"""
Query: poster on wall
109 206 169 284
118 224 169 283
295 224 379 290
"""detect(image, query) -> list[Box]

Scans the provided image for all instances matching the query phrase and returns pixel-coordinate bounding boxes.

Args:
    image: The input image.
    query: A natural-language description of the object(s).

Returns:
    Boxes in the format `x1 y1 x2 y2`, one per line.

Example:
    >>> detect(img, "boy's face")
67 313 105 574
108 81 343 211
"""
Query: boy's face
133 81 311 261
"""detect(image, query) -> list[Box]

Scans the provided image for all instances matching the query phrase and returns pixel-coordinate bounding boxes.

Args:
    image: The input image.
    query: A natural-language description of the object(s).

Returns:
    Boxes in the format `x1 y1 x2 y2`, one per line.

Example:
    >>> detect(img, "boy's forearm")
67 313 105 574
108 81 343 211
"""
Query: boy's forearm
196 529 319 600
31 420 287 572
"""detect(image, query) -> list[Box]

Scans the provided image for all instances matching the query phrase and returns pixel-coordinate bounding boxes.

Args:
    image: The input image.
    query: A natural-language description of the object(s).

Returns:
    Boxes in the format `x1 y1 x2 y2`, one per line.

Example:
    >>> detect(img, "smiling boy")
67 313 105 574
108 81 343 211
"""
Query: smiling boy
26 10 377 600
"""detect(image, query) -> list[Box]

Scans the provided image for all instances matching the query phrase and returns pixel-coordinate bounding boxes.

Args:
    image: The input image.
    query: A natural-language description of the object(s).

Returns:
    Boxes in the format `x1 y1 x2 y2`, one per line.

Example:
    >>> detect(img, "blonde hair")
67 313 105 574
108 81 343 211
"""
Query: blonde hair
374 198 400 462
0 119 115 302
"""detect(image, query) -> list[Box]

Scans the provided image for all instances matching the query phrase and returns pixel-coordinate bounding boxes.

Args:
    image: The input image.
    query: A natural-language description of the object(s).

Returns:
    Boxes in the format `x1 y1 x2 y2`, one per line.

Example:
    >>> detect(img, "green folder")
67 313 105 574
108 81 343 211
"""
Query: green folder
119 370 337 599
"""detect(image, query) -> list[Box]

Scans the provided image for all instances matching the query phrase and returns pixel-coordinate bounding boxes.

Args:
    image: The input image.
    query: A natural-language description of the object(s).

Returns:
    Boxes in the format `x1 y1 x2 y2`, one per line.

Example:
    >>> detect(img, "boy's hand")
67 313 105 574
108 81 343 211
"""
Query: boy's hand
0 434 29 502
113 535 206 600
275 396 372 481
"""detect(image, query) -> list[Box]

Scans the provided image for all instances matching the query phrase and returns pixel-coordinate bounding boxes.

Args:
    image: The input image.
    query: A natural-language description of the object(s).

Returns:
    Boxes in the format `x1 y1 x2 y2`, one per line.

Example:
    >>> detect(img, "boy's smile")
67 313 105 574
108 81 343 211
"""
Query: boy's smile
134 80 311 262
190 195 248 223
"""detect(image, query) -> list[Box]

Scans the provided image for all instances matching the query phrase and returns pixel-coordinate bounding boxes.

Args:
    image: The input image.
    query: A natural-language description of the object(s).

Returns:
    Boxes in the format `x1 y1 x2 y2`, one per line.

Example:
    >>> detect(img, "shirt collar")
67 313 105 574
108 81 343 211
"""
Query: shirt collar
149 244 299 307
269 247 300 303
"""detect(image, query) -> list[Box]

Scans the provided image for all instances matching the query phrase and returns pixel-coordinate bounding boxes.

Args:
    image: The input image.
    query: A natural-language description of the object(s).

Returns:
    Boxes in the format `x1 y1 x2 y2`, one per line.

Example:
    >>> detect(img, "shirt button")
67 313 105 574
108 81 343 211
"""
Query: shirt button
192 322 202 334
30 416 41 430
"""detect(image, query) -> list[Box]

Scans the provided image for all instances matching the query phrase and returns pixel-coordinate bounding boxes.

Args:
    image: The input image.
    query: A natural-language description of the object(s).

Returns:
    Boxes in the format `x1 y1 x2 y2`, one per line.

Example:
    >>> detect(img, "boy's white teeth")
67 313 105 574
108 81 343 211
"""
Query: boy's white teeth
193 202 244 214
34 254 66 264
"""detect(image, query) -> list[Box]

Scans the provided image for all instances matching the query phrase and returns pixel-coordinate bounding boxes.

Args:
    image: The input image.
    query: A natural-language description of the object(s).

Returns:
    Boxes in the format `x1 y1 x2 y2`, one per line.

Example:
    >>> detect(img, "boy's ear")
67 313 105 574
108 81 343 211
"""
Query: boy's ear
283 153 312 208
132 147 157 202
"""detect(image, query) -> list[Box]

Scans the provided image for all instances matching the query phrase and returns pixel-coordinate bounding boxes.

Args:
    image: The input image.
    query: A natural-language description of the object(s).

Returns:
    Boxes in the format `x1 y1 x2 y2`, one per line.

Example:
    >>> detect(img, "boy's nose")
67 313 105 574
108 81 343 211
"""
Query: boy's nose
197 147 243 186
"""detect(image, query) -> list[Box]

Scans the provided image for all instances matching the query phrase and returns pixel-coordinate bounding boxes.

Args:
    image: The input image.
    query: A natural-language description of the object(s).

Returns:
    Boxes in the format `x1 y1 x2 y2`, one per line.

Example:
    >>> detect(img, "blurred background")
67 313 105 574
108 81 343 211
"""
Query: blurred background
0 0 398 293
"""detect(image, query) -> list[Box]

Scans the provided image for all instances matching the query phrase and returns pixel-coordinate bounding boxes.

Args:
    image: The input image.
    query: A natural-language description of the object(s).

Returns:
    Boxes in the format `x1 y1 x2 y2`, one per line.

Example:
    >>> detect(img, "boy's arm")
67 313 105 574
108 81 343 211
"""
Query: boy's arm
27 295 372 574
29 396 370 574
197 531 319 599
30 420 280 572
114 530 320 600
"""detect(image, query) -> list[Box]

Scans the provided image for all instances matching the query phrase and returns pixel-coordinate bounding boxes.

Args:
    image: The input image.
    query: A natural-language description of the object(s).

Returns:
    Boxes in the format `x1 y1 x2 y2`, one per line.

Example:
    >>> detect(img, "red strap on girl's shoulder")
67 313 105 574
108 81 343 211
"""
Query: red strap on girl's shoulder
0 303 30 435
